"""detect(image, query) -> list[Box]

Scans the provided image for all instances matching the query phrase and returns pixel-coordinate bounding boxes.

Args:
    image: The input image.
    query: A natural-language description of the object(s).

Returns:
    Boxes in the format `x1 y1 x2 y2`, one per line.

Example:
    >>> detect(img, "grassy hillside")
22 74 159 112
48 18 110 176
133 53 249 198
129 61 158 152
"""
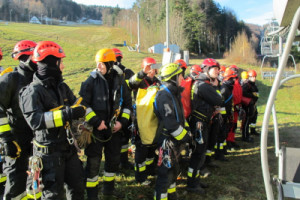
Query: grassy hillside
0 22 162 94
0 22 300 200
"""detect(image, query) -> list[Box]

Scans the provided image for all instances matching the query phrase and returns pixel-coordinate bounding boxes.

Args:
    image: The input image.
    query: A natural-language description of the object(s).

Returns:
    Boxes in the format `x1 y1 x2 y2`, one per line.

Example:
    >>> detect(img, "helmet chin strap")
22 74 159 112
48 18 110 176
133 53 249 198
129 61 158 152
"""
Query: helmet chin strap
20 57 34 71
56 59 61 70
169 74 180 86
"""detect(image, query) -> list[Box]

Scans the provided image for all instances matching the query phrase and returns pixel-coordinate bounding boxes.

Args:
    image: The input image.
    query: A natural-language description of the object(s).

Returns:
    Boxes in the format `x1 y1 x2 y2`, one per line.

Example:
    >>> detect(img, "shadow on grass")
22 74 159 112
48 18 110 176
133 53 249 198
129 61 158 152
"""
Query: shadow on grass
113 44 124 47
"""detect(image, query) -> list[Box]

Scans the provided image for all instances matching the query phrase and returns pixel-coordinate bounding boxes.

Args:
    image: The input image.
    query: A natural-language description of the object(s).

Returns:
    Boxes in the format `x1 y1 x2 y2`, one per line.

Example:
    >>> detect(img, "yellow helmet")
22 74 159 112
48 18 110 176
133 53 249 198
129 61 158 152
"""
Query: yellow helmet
95 48 116 62
241 71 249 79
160 63 182 82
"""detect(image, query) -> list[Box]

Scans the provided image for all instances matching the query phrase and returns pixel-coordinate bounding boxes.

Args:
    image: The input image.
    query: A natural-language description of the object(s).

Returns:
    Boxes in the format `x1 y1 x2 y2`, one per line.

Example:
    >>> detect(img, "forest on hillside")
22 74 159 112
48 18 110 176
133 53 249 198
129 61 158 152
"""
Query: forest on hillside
0 0 261 56
0 0 104 22
114 0 260 55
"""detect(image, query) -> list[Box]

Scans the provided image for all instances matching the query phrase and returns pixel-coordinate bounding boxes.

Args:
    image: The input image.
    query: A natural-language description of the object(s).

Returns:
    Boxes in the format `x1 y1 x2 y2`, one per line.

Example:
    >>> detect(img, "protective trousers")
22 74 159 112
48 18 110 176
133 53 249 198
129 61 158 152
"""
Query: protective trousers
134 141 156 183
33 146 85 200
206 114 219 162
0 161 5 195
227 110 238 142
242 104 256 140
249 107 258 135
120 128 131 166
3 141 31 200
154 145 179 200
85 131 122 199
215 115 231 160
187 119 209 187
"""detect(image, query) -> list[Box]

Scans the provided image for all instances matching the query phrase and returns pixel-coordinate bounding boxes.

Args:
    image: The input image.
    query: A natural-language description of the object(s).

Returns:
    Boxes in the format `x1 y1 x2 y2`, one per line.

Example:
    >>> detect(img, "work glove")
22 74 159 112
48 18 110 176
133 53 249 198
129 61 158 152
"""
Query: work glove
63 106 86 122
3 141 21 159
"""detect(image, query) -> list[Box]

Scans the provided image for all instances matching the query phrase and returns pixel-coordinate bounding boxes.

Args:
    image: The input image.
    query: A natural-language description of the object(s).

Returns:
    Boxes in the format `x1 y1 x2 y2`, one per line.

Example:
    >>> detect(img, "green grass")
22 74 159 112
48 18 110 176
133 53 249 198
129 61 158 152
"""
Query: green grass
1 22 300 199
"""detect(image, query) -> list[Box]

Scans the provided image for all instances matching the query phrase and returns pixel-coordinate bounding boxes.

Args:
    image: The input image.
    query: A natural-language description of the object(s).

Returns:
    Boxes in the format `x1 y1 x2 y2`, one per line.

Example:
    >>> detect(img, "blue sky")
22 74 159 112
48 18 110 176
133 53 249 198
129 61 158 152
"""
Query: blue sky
214 0 274 25
73 0 274 26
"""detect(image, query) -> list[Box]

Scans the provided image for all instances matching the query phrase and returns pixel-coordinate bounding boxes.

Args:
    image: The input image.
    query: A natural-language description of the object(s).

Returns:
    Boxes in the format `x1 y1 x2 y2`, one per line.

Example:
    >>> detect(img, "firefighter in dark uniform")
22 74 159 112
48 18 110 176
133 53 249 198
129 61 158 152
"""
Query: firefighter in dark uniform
79 48 132 199
187 58 222 194
216 69 237 160
19 41 86 200
128 57 160 185
205 71 222 166
0 40 37 200
0 47 3 74
154 63 192 200
226 65 242 149
242 69 259 142
112 48 135 170
0 47 6 194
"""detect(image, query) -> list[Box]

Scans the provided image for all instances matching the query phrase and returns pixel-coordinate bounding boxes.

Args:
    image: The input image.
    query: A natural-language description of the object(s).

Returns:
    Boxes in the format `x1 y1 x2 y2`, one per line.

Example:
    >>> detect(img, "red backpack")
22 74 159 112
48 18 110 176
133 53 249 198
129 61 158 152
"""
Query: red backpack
233 79 242 105
180 77 193 119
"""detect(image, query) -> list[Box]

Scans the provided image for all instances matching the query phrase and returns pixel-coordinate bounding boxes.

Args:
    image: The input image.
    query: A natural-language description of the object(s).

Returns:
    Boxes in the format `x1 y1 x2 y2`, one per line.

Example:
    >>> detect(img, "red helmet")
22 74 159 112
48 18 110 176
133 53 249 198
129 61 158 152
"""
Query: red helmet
112 48 123 58
220 65 226 72
229 65 239 73
201 58 220 71
223 69 237 81
248 69 257 77
141 57 156 69
11 40 36 60
191 65 202 75
0 48 2 61
32 41 65 62
174 59 187 69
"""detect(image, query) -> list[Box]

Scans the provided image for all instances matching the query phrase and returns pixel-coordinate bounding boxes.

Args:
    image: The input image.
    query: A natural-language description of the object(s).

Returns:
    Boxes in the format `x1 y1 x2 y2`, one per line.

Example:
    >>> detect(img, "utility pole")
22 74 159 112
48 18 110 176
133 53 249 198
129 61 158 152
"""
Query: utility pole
218 34 221 54
10 9 12 22
130 18 132 44
229 37 233 53
51 8 53 25
166 0 169 50
137 12 140 53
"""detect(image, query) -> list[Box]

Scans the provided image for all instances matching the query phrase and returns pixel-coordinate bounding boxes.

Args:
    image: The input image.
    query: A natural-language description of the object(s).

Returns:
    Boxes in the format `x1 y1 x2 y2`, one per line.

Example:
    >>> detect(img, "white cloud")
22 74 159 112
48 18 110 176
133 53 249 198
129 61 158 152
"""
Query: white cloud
244 11 274 26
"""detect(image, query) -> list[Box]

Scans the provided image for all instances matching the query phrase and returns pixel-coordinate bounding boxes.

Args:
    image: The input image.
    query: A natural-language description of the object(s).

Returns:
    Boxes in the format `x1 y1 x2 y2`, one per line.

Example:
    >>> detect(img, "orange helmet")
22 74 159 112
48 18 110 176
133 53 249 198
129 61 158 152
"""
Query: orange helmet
112 48 123 58
0 48 2 61
220 65 226 72
248 69 257 77
174 59 187 69
141 57 156 69
11 40 36 60
32 41 65 62
223 69 237 81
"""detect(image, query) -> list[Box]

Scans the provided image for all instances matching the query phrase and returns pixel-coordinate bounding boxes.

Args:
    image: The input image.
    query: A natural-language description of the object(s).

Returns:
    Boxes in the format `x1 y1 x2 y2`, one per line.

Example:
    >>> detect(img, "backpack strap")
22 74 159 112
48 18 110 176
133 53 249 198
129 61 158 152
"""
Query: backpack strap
160 84 180 122
224 94 233 104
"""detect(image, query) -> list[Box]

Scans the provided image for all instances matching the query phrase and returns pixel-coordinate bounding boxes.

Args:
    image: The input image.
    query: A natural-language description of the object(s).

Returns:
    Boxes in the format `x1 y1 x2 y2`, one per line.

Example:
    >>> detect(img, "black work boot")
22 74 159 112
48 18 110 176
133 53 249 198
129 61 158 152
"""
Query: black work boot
187 177 205 194
231 142 240 149
87 187 99 200
242 137 254 143
168 192 178 200
215 149 228 162
186 185 205 194
250 128 260 136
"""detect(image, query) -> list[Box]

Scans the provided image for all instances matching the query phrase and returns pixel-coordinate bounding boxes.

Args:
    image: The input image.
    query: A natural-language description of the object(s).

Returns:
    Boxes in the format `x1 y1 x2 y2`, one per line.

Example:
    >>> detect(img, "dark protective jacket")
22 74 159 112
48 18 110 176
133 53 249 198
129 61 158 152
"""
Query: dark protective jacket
221 79 234 116
19 74 77 146
0 67 34 143
114 62 135 81
154 82 190 144
79 69 132 136
242 80 259 103
191 73 223 122
128 70 160 90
